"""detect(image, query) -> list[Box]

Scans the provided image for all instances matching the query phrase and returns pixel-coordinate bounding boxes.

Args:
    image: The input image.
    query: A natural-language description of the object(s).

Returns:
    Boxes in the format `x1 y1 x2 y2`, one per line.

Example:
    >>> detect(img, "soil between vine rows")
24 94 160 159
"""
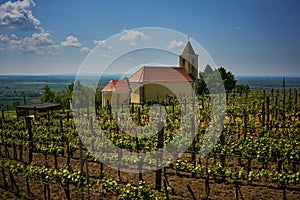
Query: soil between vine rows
1 146 300 200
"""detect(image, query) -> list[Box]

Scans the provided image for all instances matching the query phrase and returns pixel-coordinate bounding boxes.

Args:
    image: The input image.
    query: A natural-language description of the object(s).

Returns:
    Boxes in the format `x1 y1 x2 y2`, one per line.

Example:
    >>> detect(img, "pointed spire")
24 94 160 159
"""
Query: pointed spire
181 41 197 56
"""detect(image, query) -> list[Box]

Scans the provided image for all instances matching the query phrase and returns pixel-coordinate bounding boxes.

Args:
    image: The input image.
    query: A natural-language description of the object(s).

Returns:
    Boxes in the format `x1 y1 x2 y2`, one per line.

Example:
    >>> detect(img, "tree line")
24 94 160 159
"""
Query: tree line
40 66 249 108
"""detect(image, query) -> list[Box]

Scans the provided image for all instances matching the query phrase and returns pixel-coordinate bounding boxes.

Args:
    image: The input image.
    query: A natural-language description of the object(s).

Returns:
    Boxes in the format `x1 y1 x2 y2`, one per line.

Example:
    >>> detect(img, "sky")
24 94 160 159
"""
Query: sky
0 0 300 76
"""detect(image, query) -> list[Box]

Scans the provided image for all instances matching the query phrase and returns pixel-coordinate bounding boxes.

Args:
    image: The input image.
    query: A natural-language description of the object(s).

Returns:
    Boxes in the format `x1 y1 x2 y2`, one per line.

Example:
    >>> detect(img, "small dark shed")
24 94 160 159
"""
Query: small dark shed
16 102 61 117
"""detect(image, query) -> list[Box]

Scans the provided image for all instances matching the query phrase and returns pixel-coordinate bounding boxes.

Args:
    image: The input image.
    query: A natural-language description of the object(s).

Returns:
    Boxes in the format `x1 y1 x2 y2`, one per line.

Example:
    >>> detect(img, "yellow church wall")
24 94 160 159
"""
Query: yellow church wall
129 82 195 104
102 93 111 107
144 83 173 102
129 83 142 104
102 92 130 107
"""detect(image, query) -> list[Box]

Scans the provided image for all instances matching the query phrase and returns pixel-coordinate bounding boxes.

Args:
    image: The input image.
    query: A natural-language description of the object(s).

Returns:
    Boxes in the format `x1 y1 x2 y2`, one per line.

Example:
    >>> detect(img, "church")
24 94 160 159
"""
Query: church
101 41 198 107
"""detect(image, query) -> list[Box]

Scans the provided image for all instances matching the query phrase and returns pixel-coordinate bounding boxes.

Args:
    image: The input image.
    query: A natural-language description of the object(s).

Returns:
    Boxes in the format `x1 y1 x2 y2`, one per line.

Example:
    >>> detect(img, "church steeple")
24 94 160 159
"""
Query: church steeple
179 41 198 82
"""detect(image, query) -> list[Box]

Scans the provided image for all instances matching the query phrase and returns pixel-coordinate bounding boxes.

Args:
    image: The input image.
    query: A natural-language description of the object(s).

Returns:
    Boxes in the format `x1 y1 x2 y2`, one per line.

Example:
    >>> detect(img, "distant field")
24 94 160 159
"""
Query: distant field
236 76 300 90
4 81 72 91
20 82 63 84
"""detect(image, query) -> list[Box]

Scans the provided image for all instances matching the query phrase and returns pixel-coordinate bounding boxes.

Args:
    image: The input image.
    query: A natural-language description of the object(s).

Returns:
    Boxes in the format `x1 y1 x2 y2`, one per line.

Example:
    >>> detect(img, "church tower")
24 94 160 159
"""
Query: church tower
179 41 198 82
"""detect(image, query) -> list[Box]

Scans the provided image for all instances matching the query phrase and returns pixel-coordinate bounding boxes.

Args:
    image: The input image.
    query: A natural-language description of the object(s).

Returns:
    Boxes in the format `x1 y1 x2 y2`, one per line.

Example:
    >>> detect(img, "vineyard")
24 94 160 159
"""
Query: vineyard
1 89 300 199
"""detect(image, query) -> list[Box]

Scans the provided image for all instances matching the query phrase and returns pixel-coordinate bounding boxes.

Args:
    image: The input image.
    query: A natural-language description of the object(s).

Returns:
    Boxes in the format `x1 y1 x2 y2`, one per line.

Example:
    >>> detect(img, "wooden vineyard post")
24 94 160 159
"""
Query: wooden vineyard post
4 123 9 157
163 179 170 200
1 165 8 190
184 98 186 115
26 117 33 163
90 116 94 151
274 96 278 120
234 167 243 200
191 116 196 178
24 117 32 197
0 119 2 157
266 96 270 131
271 88 274 97
295 89 298 112
136 129 143 181
288 88 292 110
283 77 286 118
100 127 104 179
261 101 265 129
163 167 174 196
100 161 104 180
283 185 287 200
13 141 17 160
155 121 164 191
201 93 205 109
17 143 23 162
131 103 134 114
66 130 71 167
114 114 122 180
137 107 141 125
220 129 225 182
8 168 20 197
205 157 210 199
243 108 247 140
247 157 252 185
118 148 122 180
187 184 196 200
1 109 4 120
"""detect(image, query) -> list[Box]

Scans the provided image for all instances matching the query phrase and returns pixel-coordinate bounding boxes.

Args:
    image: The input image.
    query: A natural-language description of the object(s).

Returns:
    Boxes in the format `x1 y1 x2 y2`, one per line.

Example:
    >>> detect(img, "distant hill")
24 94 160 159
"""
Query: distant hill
0 74 122 90
0 74 300 91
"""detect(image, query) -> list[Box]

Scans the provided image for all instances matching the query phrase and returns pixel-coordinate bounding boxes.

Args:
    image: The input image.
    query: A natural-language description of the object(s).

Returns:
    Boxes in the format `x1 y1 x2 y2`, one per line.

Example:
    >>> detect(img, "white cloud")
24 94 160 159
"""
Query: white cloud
6 32 59 55
0 1 61 55
93 39 113 50
167 40 185 49
235 26 240 31
0 34 10 43
11 34 18 39
0 47 3 52
93 39 106 46
60 36 82 47
0 0 42 31
80 47 91 53
119 30 149 46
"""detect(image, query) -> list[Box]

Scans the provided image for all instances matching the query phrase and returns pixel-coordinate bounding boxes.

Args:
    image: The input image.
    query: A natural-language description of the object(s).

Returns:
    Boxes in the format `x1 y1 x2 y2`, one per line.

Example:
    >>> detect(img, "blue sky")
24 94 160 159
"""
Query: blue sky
0 0 300 76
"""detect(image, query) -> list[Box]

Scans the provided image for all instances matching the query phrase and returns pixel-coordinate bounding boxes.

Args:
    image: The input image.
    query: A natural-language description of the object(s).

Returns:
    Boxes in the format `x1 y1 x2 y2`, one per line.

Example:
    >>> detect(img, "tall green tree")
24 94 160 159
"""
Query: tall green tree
40 85 55 102
198 65 237 94
218 67 236 91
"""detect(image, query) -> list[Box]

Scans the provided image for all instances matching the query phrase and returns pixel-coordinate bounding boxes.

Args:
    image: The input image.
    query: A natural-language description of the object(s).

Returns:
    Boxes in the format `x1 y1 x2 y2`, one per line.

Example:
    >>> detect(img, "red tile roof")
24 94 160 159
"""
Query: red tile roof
129 66 193 83
101 79 130 93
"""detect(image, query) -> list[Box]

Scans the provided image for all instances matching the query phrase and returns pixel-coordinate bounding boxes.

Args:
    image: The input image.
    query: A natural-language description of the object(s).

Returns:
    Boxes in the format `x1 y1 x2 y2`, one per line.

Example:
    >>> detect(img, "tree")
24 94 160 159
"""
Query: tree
198 65 237 94
217 67 236 91
40 85 55 102
95 86 102 110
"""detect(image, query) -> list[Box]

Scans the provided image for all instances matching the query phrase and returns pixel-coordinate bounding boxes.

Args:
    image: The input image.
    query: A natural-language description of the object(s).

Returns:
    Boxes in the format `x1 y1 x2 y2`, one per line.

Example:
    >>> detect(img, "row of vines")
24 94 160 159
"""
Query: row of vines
0 89 300 199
